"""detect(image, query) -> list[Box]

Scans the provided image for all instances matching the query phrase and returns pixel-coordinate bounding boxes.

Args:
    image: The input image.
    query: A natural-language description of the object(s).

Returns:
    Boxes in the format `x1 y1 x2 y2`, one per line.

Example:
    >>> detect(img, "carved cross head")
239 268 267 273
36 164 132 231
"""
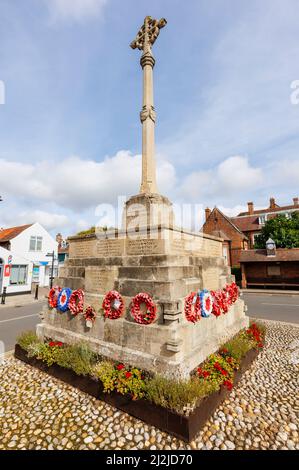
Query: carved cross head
130 16 167 52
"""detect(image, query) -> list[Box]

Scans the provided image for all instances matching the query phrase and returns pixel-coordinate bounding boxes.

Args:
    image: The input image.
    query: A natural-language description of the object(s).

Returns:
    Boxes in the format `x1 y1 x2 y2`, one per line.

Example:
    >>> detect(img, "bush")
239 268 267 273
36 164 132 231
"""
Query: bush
25 338 97 375
17 331 39 351
27 342 61 366
145 376 218 414
222 335 255 361
55 342 98 376
92 361 146 400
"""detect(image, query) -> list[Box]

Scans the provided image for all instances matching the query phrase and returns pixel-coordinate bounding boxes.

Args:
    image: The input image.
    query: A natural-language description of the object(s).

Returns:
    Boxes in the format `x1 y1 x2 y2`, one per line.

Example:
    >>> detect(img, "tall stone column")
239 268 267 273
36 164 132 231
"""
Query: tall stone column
131 16 167 195
125 17 174 232
140 51 157 194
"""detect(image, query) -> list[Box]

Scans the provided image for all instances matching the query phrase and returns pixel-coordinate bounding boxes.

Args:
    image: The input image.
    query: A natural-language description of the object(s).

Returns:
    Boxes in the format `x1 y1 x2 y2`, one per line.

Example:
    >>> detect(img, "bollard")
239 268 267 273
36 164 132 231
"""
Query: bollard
34 284 39 300
1 287 7 305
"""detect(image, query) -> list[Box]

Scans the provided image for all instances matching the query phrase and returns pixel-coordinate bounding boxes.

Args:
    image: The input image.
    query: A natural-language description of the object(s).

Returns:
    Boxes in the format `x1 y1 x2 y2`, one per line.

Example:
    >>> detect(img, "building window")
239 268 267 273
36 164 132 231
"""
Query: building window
259 215 267 225
267 265 281 277
10 265 28 285
32 265 40 282
29 236 43 252
222 246 228 264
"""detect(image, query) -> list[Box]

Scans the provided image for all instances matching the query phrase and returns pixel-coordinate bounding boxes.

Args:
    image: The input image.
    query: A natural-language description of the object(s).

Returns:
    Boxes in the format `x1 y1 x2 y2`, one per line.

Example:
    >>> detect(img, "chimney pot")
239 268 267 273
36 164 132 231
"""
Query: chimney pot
293 197 299 207
269 197 276 209
247 202 254 215
205 208 211 221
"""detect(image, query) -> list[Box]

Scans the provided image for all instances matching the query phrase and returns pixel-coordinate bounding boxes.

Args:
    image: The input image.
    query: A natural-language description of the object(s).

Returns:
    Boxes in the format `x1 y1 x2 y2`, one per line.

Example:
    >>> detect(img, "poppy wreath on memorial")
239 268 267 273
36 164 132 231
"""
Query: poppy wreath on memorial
200 289 214 318
68 289 85 316
131 293 157 325
102 290 125 320
84 306 97 324
223 284 233 308
211 290 222 318
184 292 201 324
220 290 229 314
57 287 72 313
230 282 239 303
48 286 61 309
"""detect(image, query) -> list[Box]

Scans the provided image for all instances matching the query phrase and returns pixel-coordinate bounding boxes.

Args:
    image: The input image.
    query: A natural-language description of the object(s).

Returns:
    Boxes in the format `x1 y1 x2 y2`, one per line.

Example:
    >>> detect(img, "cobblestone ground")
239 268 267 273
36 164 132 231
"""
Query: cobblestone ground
0 320 298 450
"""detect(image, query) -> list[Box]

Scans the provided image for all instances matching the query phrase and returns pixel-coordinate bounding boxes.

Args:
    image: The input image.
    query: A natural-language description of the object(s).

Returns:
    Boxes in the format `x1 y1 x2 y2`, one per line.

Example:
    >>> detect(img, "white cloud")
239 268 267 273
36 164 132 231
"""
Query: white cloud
178 156 263 203
0 210 69 232
0 151 176 212
45 0 108 23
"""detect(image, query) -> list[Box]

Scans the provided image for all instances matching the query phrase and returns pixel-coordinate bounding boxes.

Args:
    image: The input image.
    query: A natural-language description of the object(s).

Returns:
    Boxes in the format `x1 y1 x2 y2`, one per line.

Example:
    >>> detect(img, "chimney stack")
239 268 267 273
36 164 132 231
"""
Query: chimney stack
56 233 63 244
293 197 299 207
269 197 276 209
205 208 211 221
247 202 254 215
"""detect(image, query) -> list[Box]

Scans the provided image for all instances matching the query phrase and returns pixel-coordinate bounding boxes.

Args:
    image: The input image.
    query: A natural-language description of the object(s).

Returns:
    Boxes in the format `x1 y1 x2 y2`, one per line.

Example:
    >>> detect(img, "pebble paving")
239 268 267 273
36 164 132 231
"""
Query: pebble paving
0 320 298 450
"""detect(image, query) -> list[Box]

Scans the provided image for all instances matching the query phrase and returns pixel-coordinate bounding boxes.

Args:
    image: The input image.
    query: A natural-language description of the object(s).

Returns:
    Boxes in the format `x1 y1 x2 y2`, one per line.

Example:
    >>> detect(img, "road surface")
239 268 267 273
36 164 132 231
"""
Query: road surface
242 293 299 324
0 302 43 353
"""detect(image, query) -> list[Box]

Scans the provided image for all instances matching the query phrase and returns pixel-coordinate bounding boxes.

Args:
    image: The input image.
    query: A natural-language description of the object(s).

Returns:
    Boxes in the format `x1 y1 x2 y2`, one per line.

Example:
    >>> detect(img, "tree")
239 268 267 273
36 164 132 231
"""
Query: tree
254 213 299 249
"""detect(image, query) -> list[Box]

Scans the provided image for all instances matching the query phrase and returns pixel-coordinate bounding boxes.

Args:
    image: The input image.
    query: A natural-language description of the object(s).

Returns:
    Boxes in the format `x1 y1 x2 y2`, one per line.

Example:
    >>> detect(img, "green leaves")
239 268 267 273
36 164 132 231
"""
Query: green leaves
255 213 299 249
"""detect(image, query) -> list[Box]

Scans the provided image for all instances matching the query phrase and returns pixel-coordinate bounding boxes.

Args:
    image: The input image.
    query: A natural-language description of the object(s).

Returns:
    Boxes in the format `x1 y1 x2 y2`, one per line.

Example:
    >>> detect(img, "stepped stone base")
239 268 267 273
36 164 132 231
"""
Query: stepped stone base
38 222 249 378
38 299 248 379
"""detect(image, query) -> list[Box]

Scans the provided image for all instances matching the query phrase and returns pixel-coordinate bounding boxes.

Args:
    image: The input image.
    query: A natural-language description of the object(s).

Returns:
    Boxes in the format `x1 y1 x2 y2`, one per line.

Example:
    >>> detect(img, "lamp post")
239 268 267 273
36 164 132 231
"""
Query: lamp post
46 250 56 289
266 238 276 257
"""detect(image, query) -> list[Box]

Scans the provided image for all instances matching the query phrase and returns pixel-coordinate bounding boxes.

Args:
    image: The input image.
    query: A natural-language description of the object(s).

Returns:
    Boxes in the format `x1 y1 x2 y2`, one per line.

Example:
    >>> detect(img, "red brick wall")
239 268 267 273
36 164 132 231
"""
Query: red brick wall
243 262 299 286
203 209 245 266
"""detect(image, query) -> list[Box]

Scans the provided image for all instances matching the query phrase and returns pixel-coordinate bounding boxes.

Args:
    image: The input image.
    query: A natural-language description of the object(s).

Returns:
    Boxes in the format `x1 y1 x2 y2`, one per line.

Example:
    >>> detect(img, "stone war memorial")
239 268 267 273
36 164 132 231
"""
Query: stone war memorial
36 16 249 380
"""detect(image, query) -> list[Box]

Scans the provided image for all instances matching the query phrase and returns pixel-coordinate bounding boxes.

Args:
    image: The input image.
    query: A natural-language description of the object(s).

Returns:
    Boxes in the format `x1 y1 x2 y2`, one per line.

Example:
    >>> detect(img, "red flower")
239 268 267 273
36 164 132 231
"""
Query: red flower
117 364 125 371
221 348 228 354
203 371 210 378
49 341 63 347
214 362 222 371
223 380 233 391
221 369 228 376
125 372 132 379
258 342 263 348
197 367 203 375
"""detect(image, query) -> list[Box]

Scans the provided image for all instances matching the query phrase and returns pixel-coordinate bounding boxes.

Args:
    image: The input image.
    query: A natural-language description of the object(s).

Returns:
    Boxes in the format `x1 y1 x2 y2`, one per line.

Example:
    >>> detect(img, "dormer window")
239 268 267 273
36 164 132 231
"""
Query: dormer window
259 215 267 225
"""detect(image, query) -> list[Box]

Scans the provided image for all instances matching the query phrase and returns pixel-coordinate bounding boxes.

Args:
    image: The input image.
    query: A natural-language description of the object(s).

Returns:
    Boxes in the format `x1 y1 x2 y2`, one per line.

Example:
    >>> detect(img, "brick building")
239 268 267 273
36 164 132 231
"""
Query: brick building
231 197 299 249
202 208 248 267
203 197 299 267
240 248 299 289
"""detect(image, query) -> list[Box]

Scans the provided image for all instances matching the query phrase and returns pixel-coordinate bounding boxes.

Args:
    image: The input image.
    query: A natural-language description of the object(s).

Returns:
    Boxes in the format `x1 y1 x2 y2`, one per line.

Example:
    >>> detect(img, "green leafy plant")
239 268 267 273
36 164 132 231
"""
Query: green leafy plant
145 375 218 414
221 335 255 361
92 361 116 393
92 362 146 400
27 342 60 367
55 342 98 376
254 213 299 249
17 331 39 351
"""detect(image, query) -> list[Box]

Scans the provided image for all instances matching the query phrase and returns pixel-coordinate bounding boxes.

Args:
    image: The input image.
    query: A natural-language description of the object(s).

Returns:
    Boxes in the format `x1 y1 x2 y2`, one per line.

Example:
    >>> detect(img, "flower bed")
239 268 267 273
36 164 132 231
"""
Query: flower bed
15 323 265 442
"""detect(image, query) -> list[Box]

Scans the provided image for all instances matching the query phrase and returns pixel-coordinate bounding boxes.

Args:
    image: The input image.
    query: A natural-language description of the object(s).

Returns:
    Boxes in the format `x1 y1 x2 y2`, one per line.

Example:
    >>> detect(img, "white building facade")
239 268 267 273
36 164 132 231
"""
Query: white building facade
0 223 58 295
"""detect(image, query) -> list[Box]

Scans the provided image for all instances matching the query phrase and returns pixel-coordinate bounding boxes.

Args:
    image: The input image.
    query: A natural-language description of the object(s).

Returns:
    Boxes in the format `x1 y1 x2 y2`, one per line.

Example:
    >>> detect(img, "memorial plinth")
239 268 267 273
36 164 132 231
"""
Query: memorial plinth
36 16 249 379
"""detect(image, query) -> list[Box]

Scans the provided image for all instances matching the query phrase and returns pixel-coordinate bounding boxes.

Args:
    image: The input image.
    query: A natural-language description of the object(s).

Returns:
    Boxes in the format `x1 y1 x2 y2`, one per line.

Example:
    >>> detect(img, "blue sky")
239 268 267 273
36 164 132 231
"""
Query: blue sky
0 0 299 235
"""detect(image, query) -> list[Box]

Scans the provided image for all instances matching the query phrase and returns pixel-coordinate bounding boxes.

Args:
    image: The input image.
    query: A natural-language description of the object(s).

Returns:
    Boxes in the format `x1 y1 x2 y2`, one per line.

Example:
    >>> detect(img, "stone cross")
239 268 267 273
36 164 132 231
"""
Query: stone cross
131 16 167 195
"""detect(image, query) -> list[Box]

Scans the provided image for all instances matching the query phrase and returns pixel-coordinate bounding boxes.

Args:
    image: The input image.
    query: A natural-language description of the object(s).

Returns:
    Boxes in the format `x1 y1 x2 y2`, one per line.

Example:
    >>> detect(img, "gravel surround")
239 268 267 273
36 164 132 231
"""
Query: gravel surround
0 320 298 450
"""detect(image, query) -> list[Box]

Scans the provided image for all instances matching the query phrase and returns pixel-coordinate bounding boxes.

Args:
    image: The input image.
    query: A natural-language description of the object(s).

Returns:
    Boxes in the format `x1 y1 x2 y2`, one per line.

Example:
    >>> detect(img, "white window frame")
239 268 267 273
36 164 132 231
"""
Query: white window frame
29 236 43 252
10 265 28 285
